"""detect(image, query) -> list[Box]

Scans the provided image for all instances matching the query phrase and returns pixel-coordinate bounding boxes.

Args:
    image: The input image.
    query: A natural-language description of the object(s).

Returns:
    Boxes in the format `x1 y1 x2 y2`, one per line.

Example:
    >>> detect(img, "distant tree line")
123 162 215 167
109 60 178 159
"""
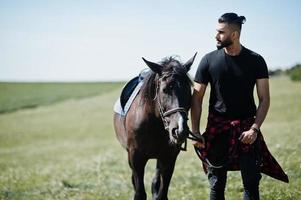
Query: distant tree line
269 63 301 81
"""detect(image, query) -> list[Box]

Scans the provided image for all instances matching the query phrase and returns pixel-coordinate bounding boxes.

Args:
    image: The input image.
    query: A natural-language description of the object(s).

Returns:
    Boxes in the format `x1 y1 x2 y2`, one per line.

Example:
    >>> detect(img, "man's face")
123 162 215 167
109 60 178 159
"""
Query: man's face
215 23 233 50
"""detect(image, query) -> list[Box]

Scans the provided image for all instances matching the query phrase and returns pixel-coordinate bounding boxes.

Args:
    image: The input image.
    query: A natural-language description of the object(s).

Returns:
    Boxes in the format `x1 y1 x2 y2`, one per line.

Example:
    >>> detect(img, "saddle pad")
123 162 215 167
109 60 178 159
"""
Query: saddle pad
113 69 149 116
120 76 139 109
114 79 144 116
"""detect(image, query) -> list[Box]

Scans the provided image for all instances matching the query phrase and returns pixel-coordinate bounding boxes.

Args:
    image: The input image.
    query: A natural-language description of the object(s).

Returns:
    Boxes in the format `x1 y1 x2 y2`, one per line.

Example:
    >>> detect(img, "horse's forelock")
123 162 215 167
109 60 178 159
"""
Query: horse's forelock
162 58 192 87
140 56 192 102
160 57 189 79
159 56 182 70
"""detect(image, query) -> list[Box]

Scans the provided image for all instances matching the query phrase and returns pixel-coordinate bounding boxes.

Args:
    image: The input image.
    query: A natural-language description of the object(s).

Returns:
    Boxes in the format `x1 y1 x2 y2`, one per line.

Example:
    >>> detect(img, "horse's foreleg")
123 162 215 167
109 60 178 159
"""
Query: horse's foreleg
152 162 162 199
128 149 147 200
153 157 177 200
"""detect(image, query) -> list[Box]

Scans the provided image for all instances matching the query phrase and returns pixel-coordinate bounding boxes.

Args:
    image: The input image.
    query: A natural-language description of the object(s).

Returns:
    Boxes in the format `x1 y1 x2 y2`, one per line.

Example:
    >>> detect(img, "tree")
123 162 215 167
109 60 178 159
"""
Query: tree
287 64 301 81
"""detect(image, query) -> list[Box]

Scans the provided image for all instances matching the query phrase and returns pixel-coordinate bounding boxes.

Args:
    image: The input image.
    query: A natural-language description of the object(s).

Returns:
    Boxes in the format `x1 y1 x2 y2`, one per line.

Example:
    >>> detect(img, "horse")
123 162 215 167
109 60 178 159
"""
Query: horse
113 54 198 200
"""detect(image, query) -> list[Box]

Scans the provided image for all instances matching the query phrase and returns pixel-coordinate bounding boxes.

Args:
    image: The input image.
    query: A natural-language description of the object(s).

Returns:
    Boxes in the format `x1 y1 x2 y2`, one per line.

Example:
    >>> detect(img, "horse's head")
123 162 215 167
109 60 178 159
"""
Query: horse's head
142 53 197 146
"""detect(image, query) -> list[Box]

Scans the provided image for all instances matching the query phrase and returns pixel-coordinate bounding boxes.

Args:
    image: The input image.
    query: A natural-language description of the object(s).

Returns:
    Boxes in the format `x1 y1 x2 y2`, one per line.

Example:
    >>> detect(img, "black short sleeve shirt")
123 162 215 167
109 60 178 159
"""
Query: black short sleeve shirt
194 46 269 119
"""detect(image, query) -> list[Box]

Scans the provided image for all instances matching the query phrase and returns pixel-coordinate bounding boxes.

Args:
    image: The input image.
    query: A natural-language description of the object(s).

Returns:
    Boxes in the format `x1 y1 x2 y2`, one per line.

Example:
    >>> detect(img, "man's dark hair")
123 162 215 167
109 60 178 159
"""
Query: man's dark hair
218 13 246 30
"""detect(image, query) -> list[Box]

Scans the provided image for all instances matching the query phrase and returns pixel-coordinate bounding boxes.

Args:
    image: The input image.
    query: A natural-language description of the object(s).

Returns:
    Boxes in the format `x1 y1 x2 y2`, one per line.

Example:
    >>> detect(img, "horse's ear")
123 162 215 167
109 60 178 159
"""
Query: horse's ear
183 52 197 72
142 57 163 74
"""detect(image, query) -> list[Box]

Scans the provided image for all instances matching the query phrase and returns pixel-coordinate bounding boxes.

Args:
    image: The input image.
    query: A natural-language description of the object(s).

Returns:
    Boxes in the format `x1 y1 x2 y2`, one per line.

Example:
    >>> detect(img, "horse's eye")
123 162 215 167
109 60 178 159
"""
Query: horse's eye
163 84 173 93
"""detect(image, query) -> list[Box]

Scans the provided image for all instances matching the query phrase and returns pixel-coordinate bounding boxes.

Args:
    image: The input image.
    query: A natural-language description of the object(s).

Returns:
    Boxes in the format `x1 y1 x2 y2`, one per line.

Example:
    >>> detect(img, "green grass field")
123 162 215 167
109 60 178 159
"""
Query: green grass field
0 82 123 114
0 76 300 200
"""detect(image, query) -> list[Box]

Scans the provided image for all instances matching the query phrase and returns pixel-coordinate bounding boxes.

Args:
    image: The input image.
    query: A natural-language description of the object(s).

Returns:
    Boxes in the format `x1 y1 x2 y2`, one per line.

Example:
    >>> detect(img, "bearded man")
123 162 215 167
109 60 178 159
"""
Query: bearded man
191 13 288 200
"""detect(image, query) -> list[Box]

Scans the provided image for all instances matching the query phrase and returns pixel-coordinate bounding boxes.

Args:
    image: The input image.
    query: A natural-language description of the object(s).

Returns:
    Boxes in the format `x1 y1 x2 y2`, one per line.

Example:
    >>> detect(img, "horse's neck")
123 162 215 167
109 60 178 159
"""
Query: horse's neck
135 93 158 117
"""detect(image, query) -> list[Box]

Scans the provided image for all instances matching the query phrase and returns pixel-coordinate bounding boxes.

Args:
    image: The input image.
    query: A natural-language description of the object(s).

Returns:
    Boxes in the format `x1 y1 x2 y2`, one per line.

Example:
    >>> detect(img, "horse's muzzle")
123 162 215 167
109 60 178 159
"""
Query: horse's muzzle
172 127 188 144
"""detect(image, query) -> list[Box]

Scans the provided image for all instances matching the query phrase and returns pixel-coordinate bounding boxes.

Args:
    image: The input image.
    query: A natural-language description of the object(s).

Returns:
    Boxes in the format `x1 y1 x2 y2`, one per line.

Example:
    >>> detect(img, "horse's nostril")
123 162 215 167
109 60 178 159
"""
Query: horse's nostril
172 128 178 139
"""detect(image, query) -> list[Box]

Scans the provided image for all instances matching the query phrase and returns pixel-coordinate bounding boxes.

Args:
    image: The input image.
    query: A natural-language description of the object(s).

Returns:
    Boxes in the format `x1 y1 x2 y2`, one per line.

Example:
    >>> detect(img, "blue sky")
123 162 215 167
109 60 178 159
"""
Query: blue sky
1 0 300 81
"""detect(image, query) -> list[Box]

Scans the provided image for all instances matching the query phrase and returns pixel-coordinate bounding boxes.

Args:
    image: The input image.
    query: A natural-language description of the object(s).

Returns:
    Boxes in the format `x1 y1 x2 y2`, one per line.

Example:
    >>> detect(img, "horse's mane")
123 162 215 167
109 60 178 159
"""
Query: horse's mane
140 56 192 103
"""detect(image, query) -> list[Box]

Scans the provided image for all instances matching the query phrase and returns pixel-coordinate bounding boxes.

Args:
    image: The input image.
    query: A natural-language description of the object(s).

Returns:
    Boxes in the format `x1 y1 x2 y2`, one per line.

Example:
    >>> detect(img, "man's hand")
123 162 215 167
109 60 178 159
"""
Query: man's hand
191 131 205 148
239 128 258 144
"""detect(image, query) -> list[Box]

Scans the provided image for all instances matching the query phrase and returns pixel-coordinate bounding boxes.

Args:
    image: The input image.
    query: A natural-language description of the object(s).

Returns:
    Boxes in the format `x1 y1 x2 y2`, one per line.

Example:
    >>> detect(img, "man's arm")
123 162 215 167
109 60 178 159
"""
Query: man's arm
191 82 207 134
240 78 270 144
252 78 270 129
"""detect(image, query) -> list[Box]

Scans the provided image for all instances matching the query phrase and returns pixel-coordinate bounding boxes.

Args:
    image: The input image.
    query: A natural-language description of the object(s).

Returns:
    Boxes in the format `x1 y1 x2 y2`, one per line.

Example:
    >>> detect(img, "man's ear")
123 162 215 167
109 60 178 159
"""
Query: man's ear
232 30 240 40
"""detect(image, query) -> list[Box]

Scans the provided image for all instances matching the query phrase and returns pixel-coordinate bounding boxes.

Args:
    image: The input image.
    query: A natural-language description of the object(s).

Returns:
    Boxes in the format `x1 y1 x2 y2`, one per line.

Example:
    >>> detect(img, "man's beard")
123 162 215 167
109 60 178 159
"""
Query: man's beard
216 38 233 50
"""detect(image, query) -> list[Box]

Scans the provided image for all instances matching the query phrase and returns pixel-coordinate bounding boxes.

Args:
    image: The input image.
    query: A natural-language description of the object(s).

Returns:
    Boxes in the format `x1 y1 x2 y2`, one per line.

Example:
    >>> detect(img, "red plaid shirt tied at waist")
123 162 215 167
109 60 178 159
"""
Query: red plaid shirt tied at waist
194 113 289 183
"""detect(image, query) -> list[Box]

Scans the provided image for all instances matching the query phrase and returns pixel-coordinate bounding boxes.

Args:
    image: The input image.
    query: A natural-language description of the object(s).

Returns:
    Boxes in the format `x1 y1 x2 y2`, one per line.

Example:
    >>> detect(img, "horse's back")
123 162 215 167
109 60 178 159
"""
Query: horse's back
113 112 127 149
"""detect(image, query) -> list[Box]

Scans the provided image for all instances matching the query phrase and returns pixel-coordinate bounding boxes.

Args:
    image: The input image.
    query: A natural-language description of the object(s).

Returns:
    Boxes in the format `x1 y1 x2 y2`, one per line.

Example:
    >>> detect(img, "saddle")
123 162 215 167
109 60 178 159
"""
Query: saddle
119 69 149 112
120 76 139 110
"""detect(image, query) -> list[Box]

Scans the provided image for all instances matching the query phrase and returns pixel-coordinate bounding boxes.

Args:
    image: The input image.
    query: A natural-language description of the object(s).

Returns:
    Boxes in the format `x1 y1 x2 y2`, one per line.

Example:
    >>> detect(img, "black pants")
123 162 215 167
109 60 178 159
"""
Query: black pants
208 151 262 200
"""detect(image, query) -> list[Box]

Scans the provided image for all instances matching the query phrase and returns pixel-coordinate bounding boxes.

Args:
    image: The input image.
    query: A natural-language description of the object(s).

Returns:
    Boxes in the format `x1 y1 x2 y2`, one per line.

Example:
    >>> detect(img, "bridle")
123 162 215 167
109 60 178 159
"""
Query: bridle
158 103 188 131
154 78 203 151
154 78 188 131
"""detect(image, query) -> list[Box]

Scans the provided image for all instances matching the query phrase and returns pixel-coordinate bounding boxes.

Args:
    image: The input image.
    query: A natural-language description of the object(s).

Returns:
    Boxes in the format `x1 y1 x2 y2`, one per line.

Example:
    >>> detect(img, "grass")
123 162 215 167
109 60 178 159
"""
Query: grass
0 82 124 113
0 76 300 199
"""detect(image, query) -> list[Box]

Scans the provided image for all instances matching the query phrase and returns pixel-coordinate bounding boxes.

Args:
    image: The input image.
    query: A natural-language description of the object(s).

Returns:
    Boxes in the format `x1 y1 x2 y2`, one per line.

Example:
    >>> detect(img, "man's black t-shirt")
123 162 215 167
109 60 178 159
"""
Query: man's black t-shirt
194 46 269 119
